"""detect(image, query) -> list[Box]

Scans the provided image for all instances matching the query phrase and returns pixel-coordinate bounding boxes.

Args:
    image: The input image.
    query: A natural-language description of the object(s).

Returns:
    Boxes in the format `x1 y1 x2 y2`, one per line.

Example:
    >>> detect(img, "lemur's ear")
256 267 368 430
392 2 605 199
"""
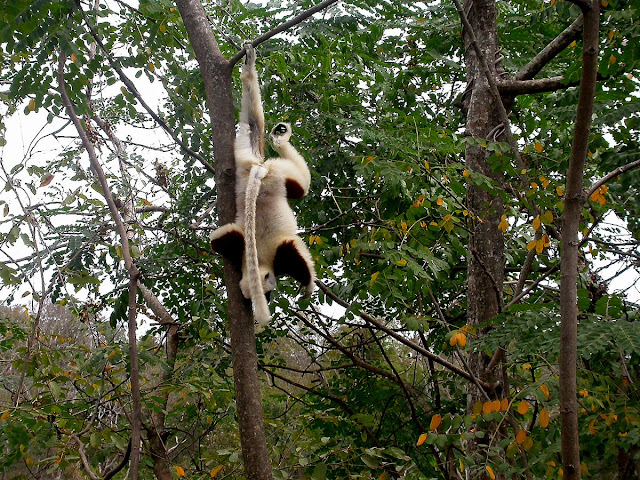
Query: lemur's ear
273 237 315 296
210 224 245 270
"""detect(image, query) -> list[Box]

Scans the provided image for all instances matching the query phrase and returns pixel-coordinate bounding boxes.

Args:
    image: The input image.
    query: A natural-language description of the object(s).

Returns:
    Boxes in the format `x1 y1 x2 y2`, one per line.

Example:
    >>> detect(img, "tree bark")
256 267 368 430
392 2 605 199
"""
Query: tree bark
559 2 600 479
174 1 273 479
460 0 505 477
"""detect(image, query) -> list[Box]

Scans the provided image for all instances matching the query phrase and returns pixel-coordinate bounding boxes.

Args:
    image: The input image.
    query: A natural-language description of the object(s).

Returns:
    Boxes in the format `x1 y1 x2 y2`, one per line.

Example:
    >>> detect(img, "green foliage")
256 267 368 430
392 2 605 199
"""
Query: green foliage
1 0 640 478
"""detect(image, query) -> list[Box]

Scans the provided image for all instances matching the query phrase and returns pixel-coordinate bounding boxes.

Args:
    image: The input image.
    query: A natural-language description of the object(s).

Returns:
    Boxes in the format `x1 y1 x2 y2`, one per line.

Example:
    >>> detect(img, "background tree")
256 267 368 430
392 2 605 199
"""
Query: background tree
1 0 640 479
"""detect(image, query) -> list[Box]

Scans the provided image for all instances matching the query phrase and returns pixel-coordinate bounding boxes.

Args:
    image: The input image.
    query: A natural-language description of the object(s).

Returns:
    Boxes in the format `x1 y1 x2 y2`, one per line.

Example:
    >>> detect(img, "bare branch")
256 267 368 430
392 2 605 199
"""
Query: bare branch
497 76 579 95
585 158 640 200
58 51 143 478
316 281 490 387
516 15 584 81
229 0 340 66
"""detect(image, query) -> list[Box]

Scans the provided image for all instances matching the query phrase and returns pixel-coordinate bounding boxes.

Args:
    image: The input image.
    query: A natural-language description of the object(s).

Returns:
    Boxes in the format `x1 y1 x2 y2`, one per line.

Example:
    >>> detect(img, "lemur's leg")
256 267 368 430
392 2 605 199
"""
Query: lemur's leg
236 43 265 163
273 236 316 298
210 223 244 269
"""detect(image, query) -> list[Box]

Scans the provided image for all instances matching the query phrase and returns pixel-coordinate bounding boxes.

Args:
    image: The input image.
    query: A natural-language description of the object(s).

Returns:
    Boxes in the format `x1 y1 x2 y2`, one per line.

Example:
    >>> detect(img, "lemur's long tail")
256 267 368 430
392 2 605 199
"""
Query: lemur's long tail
244 164 271 325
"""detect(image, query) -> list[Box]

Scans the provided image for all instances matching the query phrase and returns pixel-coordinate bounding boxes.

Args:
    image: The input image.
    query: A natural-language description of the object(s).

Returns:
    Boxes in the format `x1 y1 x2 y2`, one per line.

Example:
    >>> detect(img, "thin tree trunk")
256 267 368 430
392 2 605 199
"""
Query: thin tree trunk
174 1 273 479
559 2 600 479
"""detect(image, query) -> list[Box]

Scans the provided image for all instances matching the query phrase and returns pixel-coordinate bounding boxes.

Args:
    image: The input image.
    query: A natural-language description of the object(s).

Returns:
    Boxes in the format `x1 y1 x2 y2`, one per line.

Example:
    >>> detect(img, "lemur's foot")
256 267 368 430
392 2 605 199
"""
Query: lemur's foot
243 42 255 65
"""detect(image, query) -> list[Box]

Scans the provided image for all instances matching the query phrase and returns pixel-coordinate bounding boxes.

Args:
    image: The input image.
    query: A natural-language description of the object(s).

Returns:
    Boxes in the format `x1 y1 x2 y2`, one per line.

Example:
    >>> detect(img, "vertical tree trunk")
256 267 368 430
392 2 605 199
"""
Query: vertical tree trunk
175 2 273 479
559 2 600 479
461 0 505 476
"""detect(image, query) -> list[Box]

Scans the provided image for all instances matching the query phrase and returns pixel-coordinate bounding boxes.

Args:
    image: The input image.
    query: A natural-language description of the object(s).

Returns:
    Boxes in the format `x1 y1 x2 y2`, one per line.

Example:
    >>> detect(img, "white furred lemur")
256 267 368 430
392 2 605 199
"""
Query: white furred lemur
210 43 315 325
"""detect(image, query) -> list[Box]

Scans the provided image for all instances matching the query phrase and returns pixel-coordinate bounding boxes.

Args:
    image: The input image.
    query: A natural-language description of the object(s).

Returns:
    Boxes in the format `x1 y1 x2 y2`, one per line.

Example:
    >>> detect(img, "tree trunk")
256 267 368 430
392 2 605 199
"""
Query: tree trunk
461 0 505 477
559 2 600 479
174 2 273 479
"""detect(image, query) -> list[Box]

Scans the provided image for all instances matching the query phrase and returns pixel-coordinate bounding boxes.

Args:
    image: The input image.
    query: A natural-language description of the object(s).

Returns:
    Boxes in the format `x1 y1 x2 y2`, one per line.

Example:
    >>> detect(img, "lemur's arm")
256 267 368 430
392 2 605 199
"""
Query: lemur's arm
269 123 311 199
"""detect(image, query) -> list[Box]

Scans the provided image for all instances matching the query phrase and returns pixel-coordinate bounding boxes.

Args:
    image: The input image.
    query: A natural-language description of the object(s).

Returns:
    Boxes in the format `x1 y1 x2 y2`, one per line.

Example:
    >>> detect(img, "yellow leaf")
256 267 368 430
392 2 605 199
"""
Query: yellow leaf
28 99 36 111
370 272 380 283
526 240 537 251
602 0 608 6
556 186 564 196
449 333 459 347
500 398 509 412
148 62 155 72
540 176 550 188
396 259 407 267
540 409 550 428
588 419 597 434
436 197 444 206
416 433 428 446
579 389 589 397
535 238 544 254
535 142 543 153
463 169 470 178
516 429 527 445
498 214 509 233
430 414 442 431
309 235 323 245
523 363 531 370
570 40 577 48
482 400 500 415
530 181 539 190
71 53 77 63
540 210 554 225
210 465 224 478
609 54 617 64
540 384 550 400
160 23 167 34
486 465 496 480
0 410 9 421
609 29 615 40
523 436 534 450
517 401 530 415
400 221 408 232
532 215 541 230
173 465 185 477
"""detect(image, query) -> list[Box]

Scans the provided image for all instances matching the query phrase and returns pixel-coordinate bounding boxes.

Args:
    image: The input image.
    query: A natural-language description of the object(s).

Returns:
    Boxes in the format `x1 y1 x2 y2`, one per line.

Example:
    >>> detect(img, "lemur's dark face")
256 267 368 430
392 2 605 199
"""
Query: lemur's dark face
273 123 288 135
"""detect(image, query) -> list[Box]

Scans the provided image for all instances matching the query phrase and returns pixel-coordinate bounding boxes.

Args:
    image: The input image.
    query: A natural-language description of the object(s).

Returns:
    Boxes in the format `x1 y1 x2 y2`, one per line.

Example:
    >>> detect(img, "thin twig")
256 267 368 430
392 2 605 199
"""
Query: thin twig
229 0 340 66
75 2 214 174
585 159 640 199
